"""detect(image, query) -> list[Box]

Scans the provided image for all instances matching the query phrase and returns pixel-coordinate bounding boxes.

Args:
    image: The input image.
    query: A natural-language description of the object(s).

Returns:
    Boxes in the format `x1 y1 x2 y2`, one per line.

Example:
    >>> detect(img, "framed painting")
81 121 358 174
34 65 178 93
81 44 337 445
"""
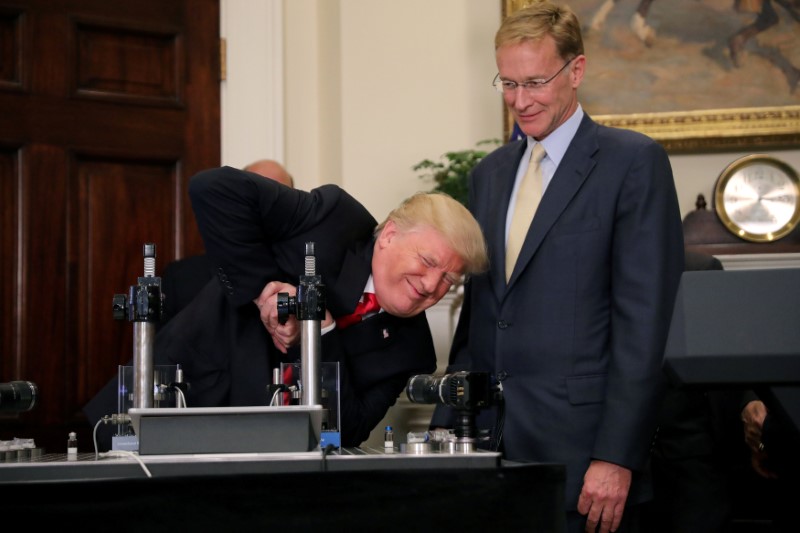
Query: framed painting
501 0 800 152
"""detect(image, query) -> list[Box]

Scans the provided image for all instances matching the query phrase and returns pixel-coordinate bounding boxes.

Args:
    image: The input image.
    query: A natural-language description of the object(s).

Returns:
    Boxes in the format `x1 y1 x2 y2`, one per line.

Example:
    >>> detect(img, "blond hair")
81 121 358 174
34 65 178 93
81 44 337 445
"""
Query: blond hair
496 1 584 60
375 192 488 275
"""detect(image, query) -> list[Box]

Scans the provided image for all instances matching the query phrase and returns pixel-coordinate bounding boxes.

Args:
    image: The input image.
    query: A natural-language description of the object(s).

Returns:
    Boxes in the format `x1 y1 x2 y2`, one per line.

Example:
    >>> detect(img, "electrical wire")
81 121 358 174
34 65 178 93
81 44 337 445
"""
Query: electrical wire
174 386 187 408
98 450 153 478
269 384 296 406
93 418 103 460
269 387 281 406
320 443 337 471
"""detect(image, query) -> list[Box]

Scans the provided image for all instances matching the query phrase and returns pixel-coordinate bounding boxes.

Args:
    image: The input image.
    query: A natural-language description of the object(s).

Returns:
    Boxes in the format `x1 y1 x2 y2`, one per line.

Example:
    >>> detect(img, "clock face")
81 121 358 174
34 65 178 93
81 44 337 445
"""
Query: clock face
714 155 800 243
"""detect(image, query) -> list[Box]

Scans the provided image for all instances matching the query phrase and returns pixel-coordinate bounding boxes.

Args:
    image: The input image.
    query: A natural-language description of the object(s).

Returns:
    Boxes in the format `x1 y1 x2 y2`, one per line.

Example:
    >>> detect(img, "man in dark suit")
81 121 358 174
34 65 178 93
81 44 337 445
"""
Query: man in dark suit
154 166 488 447
642 251 732 533
739 372 800 531
159 159 295 327
431 3 684 532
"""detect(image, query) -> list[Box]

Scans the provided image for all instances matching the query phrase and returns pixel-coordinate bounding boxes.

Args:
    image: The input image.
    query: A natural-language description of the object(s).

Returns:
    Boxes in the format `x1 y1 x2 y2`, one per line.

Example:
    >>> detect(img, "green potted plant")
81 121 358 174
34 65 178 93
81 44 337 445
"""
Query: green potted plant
413 139 501 207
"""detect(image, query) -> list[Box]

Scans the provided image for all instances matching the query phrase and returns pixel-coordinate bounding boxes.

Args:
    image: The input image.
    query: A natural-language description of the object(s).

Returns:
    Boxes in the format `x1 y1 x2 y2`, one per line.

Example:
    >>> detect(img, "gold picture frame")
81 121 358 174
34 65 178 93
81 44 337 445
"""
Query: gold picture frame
501 0 800 153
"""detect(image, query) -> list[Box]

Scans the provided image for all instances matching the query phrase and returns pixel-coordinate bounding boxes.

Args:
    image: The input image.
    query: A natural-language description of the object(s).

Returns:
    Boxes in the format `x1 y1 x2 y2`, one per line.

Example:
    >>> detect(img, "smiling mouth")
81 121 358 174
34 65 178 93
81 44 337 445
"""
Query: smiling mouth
408 282 427 300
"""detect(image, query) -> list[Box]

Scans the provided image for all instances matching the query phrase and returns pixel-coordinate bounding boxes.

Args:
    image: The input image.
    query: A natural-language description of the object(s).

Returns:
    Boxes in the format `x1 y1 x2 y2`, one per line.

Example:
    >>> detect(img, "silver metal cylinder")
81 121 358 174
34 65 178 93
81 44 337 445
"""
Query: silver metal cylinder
452 439 475 454
300 320 321 406
133 321 156 408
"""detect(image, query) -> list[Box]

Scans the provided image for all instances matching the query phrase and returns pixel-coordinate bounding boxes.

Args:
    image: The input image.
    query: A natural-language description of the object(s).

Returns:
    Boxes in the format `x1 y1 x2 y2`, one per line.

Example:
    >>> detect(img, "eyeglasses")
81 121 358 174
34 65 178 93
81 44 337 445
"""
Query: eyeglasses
493 57 574 94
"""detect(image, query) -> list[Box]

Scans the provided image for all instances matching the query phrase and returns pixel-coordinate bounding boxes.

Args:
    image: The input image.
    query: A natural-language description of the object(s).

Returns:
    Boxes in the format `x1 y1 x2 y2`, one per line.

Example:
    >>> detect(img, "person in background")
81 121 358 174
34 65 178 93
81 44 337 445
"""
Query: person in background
243 158 295 189
153 165 488 447
641 251 731 533
740 390 799 532
430 3 684 532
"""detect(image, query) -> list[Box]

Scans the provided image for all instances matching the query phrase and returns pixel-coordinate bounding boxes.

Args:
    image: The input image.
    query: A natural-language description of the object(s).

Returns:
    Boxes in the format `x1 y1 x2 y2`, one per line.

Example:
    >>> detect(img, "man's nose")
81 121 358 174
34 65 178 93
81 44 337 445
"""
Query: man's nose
511 87 534 109
420 268 445 295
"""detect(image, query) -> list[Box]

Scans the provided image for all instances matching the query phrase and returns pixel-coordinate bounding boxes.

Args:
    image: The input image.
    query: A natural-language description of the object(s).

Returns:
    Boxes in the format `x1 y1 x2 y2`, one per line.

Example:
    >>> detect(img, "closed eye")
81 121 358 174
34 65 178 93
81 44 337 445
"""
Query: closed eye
419 254 461 287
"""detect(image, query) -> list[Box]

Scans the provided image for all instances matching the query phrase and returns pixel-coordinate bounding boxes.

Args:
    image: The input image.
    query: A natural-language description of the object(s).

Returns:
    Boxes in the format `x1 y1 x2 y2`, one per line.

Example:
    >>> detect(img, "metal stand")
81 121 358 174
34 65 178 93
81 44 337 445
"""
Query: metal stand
112 243 164 410
277 242 326 407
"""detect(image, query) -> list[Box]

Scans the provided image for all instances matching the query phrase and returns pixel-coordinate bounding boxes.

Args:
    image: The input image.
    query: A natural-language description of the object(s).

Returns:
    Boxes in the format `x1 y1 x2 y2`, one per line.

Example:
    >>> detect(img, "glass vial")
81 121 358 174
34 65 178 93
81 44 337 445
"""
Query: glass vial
383 425 394 448
67 431 78 459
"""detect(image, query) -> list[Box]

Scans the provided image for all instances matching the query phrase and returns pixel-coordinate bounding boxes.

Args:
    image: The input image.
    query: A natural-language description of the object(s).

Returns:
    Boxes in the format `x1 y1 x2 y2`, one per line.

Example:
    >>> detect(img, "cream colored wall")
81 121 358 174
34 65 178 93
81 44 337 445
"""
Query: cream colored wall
283 0 503 223
222 0 800 222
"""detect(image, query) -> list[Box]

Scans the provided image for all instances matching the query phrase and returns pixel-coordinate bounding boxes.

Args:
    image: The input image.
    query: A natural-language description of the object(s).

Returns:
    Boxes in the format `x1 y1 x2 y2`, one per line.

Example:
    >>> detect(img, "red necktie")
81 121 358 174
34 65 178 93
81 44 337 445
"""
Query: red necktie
336 292 380 329
282 364 293 405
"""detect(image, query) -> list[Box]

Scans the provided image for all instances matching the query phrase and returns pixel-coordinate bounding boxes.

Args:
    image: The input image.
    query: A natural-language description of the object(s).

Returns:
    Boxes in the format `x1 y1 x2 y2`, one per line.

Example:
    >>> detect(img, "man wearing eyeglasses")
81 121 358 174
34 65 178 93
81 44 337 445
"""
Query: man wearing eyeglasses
431 2 684 532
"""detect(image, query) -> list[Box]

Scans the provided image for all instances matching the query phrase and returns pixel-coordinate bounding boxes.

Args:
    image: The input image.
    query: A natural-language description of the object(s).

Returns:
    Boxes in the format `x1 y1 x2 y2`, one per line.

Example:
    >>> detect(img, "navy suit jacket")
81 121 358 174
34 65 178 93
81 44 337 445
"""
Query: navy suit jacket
433 114 684 509
153 167 437 446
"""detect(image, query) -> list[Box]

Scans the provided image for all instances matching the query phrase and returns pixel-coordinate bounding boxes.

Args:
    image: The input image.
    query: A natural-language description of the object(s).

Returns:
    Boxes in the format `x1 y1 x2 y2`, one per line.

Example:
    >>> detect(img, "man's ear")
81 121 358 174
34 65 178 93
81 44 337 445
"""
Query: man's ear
376 220 397 249
570 54 586 88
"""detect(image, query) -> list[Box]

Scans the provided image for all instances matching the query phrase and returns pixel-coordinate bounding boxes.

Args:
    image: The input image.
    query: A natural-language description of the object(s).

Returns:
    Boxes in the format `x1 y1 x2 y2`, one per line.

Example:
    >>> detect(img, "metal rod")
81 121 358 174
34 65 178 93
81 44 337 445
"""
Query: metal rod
133 322 156 408
300 320 321 406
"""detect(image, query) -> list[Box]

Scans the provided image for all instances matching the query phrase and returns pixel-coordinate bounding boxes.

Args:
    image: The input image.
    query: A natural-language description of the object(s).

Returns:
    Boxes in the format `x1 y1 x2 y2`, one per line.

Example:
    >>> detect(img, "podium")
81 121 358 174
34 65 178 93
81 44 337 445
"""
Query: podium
663 268 800 432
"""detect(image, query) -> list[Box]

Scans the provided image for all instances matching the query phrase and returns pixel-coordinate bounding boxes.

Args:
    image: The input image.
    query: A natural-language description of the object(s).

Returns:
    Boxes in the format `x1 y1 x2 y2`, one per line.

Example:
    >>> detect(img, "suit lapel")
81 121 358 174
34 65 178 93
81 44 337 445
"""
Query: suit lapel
328 239 374 316
505 116 599 290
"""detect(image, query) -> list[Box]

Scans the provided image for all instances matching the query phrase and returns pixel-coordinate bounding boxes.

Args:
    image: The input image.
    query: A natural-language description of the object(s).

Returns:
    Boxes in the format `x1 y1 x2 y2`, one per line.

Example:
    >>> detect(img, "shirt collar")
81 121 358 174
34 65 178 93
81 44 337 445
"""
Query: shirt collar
526 104 584 168
364 275 375 294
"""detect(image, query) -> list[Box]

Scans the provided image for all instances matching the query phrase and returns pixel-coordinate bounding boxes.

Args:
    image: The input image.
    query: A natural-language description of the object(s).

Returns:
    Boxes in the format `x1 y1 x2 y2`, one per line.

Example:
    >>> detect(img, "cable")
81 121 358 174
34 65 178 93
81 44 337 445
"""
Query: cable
268 384 296 406
320 443 337 471
93 418 103 460
174 386 187 408
93 413 133 460
166 380 190 408
98 450 153 478
269 387 281 406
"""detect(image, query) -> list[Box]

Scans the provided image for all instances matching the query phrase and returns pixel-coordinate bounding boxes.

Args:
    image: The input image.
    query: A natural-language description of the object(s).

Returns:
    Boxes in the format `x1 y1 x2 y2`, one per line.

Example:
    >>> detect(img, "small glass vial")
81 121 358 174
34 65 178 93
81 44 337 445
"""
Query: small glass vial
67 431 78 460
383 425 394 449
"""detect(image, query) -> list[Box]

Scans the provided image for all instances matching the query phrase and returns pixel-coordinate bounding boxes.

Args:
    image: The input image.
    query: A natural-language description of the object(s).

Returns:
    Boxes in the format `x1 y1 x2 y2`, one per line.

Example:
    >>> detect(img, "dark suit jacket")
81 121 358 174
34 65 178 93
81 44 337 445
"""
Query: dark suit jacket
158 254 214 329
433 114 684 510
642 251 731 532
152 166 436 446
655 251 725 459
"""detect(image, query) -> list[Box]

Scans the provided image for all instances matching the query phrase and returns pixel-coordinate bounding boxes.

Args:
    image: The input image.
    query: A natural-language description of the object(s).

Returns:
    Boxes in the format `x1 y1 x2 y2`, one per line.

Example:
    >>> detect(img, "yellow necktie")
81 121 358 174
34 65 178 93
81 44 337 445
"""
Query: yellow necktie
506 143 546 282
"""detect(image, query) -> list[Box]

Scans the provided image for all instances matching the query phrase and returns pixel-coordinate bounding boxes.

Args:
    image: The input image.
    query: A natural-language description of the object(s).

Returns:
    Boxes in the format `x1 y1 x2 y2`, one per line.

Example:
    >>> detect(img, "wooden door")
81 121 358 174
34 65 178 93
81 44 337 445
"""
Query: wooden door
0 0 220 452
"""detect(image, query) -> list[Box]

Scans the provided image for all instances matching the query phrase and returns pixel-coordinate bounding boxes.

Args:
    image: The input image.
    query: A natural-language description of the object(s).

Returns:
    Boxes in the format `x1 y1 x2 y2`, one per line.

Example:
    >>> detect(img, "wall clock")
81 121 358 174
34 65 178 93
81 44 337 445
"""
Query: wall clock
714 154 800 243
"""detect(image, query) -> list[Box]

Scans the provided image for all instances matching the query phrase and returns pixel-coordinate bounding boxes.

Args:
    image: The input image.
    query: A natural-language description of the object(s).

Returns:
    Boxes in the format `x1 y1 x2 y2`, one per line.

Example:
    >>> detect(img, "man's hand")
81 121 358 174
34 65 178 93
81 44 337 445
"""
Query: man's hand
741 400 777 479
576 460 631 533
253 281 299 354
742 400 767 453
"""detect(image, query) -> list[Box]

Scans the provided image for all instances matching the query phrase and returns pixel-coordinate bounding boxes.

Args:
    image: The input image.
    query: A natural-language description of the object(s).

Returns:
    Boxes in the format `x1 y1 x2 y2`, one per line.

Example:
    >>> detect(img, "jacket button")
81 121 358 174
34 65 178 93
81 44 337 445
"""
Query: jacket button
497 320 508 329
